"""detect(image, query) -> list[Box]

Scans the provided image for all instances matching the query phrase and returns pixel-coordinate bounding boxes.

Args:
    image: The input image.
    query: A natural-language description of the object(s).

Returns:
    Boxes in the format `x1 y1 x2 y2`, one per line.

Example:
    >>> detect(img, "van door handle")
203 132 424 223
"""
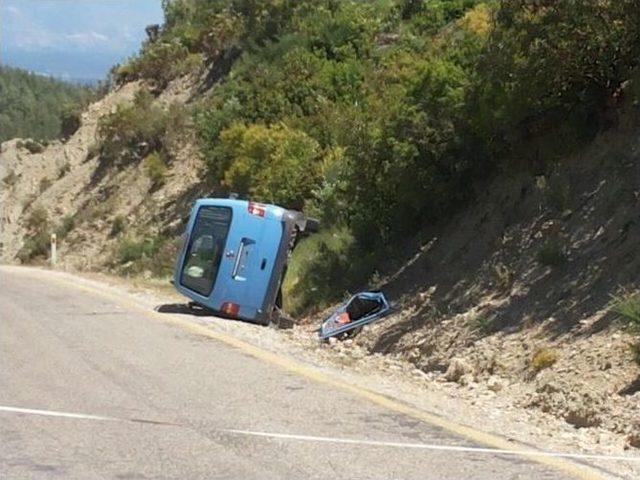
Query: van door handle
225 250 235 258
232 242 245 278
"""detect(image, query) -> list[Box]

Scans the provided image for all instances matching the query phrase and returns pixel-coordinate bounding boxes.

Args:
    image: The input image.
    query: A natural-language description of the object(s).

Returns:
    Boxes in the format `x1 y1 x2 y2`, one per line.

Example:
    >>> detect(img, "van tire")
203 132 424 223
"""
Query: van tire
271 308 295 329
304 218 320 234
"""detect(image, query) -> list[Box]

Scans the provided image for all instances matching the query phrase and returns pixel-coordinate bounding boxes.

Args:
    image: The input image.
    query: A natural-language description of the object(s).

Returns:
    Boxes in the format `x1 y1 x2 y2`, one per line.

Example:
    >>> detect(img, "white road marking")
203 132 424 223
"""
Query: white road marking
3 404 638 465
0 405 119 422
222 429 640 464
0 405 175 425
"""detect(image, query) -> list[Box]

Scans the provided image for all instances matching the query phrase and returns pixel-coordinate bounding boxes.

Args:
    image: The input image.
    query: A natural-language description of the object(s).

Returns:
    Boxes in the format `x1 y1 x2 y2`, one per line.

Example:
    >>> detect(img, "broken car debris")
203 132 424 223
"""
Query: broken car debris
319 291 392 340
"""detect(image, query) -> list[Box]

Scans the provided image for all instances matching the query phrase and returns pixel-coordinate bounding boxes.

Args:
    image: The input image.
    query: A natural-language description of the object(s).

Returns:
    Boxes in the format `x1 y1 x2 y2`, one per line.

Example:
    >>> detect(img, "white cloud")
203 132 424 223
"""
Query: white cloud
3 0 164 79
64 32 110 46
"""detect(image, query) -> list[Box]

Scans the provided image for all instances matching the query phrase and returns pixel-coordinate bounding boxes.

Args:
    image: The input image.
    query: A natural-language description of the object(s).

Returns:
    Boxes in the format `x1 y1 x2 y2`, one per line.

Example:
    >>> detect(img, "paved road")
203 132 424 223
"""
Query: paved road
0 267 601 479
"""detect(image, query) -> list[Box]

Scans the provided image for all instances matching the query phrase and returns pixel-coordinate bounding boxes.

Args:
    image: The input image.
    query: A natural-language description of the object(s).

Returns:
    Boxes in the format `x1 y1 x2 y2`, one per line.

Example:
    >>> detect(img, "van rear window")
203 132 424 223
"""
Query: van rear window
180 206 232 296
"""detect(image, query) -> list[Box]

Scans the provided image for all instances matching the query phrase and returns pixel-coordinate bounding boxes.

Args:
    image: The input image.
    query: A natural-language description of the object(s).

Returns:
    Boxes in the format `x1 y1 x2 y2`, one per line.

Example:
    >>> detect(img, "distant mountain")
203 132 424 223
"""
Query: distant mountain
1 0 164 83
3 50 125 85
0 66 93 143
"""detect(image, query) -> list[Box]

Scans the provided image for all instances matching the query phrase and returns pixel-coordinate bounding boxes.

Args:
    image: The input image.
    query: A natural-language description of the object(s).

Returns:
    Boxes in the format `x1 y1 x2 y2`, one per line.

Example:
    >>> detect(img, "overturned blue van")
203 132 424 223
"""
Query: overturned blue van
173 198 317 325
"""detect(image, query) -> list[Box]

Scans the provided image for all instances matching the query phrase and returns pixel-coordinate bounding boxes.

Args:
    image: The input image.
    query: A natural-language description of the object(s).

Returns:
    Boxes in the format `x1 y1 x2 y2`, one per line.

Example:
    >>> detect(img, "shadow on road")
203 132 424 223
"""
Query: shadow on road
154 303 216 317
154 302 295 329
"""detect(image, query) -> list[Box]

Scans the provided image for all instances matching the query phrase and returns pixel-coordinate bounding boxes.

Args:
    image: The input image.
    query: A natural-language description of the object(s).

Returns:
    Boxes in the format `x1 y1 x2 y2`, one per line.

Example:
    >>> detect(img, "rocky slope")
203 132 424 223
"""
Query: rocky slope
0 77 205 269
337 127 640 448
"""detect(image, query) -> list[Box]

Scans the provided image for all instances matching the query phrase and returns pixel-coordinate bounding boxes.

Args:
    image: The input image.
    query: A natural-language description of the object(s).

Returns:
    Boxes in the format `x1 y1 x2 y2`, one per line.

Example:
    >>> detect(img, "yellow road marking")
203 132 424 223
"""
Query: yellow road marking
4 267 614 479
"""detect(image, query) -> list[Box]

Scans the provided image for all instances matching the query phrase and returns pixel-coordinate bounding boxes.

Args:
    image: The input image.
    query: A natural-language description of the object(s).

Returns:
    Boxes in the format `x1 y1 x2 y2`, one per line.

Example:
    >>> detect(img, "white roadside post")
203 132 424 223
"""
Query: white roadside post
50 233 57 268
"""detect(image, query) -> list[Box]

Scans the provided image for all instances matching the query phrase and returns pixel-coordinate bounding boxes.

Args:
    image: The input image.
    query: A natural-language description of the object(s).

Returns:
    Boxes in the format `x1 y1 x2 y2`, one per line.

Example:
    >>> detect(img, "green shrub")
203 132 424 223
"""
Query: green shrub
18 206 51 263
39 177 52 193
60 102 82 138
17 232 51 263
537 240 567 268
24 206 49 233
110 215 126 237
98 91 187 166
610 289 640 330
283 227 375 315
469 315 493 334
116 234 176 276
116 42 201 88
56 215 75 239
118 238 158 264
219 123 321 209
143 151 168 186
472 0 640 161
531 347 558 372
24 139 44 154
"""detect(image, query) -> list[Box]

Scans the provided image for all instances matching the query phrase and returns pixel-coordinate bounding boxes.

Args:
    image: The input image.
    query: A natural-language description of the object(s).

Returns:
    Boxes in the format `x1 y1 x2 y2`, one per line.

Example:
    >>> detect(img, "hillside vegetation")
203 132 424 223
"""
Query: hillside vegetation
0 66 93 143
110 0 640 312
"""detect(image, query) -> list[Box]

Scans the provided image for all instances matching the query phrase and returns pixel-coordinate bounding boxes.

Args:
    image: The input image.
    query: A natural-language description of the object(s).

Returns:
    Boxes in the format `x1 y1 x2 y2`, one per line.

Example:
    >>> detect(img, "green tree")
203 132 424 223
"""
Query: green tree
219 123 321 209
0 66 92 143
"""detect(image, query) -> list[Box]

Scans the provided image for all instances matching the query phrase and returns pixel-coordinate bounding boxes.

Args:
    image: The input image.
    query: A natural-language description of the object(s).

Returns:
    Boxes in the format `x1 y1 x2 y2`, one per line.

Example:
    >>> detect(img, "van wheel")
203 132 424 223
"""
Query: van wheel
304 218 320 234
271 308 294 329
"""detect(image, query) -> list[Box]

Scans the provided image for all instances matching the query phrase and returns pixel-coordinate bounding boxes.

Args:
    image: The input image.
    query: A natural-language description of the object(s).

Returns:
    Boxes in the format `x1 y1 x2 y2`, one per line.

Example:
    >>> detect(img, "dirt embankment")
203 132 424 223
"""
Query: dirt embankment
328 128 640 448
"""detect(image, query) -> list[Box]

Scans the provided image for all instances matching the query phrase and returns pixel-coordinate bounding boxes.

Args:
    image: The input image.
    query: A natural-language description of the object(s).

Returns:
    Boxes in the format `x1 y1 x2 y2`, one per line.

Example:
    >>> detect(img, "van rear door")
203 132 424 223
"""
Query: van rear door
212 205 283 322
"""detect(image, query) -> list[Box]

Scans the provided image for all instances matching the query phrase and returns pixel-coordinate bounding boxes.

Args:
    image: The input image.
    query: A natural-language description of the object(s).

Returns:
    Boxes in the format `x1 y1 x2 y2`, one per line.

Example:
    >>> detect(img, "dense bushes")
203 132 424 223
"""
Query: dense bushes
215 122 321 208
60 103 83 138
97 89 188 167
193 1 486 237
470 0 640 161
144 151 168 186
116 234 177 276
98 90 164 162
282 228 376 315
17 208 77 263
116 41 202 89
17 207 51 263
120 0 640 310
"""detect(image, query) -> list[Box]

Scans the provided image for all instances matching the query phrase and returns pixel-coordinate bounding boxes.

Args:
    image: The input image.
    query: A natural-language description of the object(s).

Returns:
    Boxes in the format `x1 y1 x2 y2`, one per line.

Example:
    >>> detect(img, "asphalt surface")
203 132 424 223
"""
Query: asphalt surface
0 267 592 479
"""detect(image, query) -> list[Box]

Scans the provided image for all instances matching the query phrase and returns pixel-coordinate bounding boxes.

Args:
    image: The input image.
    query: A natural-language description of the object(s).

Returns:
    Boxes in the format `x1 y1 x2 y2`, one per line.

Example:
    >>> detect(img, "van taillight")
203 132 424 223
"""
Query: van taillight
221 302 240 316
247 202 266 217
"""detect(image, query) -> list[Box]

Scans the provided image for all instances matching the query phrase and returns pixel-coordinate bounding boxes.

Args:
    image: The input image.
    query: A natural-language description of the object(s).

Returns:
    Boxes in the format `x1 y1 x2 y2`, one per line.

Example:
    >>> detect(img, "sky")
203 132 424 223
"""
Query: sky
1 0 164 83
